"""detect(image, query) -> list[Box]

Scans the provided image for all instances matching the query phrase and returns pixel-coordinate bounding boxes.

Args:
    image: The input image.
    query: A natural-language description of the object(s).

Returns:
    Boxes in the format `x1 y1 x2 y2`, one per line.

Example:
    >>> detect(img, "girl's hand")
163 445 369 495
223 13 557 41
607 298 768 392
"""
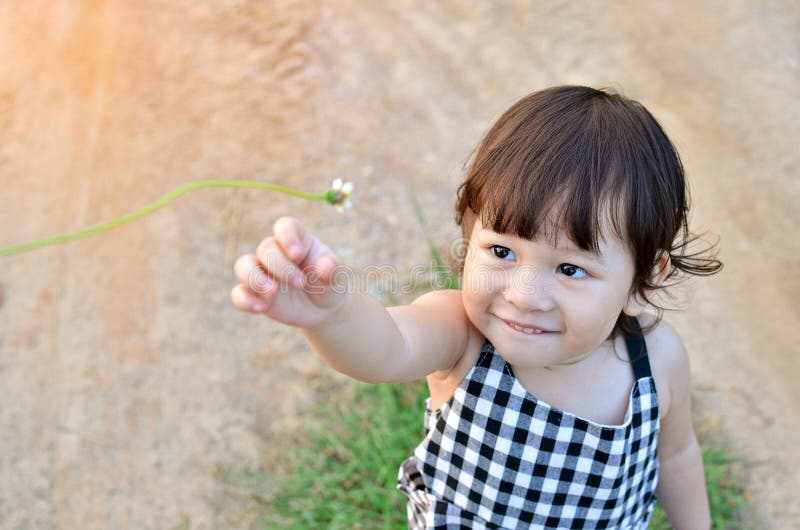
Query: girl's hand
231 216 345 328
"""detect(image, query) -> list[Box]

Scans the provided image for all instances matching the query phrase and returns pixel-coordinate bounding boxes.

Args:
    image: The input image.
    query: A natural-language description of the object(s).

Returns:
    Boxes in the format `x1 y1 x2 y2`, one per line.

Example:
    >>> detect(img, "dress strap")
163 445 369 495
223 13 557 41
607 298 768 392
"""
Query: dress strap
477 338 495 368
624 317 652 380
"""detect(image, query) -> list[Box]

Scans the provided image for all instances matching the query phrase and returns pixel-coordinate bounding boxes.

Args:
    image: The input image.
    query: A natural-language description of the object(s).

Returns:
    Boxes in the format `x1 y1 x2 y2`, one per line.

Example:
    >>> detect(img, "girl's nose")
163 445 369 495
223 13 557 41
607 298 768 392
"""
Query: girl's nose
502 267 555 312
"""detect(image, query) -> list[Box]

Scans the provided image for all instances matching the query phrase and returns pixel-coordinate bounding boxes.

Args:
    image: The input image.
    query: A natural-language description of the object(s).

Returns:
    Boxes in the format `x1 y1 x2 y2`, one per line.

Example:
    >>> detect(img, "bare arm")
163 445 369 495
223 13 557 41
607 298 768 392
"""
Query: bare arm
231 217 468 384
302 289 469 384
652 325 711 529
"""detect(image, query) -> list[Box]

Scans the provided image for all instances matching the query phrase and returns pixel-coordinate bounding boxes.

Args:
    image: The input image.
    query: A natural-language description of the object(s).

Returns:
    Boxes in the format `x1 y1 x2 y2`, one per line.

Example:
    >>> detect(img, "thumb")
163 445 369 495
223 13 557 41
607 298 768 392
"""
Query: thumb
301 253 348 309
304 253 341 291
272 216 344 296
312 254 339 285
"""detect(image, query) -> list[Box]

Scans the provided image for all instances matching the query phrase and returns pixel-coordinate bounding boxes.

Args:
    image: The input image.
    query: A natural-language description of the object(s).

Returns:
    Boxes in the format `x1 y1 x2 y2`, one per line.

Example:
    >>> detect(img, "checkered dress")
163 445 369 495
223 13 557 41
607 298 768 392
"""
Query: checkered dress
398 322 660 529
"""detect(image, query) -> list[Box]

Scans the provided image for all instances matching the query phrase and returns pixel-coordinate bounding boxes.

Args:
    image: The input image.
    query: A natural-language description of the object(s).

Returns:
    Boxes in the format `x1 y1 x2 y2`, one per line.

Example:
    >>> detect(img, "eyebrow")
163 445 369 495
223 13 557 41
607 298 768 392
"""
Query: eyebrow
556 245 607 265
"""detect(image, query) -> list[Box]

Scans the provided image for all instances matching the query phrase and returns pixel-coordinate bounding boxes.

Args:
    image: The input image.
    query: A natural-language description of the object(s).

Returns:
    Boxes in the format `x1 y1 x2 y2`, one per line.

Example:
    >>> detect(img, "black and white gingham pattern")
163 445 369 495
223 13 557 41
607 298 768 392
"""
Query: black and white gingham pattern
398 333 659 529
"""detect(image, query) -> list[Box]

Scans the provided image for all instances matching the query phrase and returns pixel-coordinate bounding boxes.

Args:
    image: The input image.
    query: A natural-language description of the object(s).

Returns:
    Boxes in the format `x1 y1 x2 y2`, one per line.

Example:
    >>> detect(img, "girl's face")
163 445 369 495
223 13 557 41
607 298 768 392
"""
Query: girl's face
461 216 640 371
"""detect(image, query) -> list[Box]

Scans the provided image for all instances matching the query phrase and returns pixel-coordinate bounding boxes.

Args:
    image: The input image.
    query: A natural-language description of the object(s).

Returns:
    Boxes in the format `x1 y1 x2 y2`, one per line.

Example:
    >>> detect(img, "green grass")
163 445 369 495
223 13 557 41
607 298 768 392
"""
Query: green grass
260 381 750 529
261 382 428 529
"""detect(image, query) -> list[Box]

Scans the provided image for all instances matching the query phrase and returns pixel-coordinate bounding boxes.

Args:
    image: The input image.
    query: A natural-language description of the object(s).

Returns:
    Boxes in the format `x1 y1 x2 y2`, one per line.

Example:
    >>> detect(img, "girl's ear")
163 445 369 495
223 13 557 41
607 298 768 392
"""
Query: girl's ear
622 252 671 317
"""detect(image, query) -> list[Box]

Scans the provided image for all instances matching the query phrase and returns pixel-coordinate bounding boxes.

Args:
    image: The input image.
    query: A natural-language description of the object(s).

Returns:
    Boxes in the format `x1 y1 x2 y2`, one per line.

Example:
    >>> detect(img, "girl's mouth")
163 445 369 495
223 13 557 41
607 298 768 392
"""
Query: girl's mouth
503 319 554 335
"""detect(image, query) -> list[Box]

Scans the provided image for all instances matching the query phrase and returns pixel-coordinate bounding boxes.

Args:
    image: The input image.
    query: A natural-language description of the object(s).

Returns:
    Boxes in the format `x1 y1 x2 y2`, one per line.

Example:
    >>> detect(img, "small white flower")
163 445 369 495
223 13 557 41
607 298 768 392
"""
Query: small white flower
329 179 354 212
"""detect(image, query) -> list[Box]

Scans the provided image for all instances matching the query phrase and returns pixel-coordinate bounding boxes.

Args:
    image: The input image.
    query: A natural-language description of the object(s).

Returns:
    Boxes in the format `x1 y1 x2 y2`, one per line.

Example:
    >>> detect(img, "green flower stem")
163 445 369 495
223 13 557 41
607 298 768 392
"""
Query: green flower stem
0 180 330 258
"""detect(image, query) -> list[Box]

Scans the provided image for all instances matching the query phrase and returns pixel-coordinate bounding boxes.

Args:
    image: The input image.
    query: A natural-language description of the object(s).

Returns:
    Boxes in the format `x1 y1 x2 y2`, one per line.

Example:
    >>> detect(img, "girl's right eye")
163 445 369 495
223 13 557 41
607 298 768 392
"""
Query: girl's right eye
490 245 515 260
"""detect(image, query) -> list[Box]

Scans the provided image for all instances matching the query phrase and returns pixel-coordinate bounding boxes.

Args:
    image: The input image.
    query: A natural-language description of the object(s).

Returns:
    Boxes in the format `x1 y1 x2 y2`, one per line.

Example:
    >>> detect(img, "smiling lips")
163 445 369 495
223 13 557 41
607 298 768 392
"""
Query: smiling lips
503 319 556 335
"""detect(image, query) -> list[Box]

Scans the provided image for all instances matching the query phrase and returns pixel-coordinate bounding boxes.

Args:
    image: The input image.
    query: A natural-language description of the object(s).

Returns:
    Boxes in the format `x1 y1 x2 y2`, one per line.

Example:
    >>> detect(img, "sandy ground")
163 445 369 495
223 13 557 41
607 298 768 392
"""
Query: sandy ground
0 1 797 528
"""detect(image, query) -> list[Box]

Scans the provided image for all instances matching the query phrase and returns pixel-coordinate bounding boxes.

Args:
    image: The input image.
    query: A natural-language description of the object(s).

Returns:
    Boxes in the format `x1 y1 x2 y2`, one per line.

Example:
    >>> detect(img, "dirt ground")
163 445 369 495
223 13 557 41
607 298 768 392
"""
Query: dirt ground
0 1 797 528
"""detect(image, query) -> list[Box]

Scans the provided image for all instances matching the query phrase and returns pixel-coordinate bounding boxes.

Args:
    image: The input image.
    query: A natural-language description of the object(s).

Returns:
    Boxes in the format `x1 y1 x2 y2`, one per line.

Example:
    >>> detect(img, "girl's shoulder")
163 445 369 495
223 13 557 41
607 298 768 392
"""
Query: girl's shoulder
637 313 692 419
409 288 482 366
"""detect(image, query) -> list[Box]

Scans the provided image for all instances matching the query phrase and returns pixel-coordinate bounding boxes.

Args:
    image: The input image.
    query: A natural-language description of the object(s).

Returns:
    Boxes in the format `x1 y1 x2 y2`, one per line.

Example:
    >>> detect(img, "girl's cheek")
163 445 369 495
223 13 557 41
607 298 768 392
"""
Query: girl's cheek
468 265 509 295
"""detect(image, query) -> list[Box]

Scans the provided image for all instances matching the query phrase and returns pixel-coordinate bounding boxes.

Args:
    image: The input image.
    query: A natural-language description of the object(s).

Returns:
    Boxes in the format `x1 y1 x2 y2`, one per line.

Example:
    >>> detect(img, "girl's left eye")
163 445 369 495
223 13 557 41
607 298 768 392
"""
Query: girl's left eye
558 263 588 278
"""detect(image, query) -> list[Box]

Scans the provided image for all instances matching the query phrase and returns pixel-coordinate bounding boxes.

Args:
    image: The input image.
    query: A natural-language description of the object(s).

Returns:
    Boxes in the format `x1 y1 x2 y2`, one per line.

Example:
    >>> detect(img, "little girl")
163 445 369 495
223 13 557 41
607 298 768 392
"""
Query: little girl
231 86 722 529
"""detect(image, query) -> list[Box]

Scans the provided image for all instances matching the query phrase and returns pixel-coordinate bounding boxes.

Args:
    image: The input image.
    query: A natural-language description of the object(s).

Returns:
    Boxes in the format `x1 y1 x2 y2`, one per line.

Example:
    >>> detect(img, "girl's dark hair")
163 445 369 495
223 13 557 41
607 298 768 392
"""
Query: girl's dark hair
455 85 723 340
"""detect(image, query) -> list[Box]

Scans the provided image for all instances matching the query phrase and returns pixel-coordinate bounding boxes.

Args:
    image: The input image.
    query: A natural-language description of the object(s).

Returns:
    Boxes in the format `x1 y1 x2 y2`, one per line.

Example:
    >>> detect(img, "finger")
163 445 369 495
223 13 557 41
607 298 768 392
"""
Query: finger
273 216 309 263
230 283 271 313
234 254 277 295
256 236 305 289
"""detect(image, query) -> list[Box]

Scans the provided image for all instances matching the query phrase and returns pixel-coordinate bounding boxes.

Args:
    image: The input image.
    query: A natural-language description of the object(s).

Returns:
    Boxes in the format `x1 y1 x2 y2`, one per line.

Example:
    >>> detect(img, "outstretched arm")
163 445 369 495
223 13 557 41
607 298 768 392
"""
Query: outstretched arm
302 288 469 384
